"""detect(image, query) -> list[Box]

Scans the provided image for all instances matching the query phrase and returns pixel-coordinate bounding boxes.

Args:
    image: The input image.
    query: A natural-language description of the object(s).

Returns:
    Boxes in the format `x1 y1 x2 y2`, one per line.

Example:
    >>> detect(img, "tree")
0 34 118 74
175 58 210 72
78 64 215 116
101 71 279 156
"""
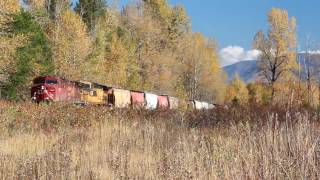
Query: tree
142 0 189 49
142 0 171 24
75 0 107 33
101 26 131 87
81 7 141 88
22 0 70 20
119 1 190 95
48 10 91 80
46 0 70 20
0 0 22 86
247 83 271 105
22 0 45 12
3 11 54 100
179 33 226 103
225 74 249 105
167 6 189 48
253 8 297 101
0 0 20 26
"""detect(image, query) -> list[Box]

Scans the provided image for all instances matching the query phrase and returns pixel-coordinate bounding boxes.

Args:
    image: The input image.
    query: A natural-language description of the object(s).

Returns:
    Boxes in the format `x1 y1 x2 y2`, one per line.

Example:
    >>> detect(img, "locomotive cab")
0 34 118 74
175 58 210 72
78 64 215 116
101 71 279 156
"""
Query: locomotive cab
31 76 81 103
31 76 59 102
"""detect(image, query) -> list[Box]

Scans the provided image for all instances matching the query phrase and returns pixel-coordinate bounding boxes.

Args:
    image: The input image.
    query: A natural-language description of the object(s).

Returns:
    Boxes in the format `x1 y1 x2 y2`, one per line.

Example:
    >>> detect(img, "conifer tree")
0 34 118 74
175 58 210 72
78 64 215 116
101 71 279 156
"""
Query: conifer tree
3 11 54 100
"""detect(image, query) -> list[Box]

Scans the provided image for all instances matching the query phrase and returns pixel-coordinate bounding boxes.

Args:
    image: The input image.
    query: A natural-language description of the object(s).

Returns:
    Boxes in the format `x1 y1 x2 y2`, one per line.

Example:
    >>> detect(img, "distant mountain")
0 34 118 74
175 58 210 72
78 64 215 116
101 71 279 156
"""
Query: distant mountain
223 53 320 83
224 60 259 82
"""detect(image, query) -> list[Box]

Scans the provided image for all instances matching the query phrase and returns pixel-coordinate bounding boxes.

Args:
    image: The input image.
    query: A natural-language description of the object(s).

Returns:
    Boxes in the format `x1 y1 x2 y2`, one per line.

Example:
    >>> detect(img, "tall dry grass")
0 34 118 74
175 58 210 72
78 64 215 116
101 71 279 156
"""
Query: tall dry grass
0 100 320 179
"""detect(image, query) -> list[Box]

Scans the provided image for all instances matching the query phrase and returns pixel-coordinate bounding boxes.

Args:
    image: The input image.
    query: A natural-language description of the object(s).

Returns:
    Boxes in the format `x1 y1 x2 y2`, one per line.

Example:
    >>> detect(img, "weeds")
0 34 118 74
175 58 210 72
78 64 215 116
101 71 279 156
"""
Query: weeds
0 101 320 179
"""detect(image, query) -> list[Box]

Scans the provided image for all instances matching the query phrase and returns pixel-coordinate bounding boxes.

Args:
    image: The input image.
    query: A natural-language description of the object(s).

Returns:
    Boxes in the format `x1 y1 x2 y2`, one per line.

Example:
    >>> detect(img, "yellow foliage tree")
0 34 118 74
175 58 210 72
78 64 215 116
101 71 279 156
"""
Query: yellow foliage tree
24 0 45 12
0 0 22 82
83 10 136 88
121 2 178 92
0 0 20 26
179 33 226 103
273 78 319 108
253 8 297 101
225 74 249 105
104 32 130 87
247 83 271 105
48 10 91 80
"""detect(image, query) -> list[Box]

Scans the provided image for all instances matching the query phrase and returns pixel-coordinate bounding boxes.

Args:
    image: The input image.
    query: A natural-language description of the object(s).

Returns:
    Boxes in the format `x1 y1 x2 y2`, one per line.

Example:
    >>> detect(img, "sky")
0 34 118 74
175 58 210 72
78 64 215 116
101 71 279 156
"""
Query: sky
110 0 320 66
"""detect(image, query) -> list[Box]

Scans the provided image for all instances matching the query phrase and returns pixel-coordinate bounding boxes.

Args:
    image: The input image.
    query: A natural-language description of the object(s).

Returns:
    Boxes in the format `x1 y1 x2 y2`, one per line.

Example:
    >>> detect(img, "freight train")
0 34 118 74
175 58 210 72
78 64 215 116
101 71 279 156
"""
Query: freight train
31 76 215 110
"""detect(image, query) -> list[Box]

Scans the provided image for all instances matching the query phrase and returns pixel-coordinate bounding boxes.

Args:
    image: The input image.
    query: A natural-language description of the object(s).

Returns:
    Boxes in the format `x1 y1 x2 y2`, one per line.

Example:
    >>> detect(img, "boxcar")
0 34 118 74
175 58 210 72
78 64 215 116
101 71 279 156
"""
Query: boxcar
157 95 169 109
145 93 158 110
130 91 145 108
107 88 131 108
168 96 179 109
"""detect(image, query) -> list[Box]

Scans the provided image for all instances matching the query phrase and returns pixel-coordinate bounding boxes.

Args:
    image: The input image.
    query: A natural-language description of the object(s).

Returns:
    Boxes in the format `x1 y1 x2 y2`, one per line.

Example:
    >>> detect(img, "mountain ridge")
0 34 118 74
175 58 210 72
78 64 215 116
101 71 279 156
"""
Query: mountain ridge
223 53 320 83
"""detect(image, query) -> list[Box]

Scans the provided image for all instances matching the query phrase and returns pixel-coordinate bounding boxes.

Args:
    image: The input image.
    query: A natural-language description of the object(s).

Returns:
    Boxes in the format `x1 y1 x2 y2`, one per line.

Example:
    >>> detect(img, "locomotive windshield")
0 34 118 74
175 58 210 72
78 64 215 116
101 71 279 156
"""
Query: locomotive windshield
33 79 45 84
75 82 91 91
46 80 58 84
33 78 58 85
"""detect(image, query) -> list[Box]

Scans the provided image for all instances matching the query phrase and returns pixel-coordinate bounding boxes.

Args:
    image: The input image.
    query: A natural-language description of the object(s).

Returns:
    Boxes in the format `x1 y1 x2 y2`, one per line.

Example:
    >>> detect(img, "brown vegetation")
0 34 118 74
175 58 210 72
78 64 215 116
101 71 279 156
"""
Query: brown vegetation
1 101 320 179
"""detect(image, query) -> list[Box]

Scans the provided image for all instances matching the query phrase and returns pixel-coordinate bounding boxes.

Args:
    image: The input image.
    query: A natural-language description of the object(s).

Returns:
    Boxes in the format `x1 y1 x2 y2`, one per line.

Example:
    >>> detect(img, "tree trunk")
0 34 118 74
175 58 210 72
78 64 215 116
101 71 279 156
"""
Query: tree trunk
271 82 275 103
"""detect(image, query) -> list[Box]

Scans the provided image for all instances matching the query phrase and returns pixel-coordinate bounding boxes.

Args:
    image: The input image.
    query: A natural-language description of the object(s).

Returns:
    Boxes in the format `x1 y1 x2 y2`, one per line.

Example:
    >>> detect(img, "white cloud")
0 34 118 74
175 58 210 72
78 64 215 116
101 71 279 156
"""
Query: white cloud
299 50 320 54
219 46 261 66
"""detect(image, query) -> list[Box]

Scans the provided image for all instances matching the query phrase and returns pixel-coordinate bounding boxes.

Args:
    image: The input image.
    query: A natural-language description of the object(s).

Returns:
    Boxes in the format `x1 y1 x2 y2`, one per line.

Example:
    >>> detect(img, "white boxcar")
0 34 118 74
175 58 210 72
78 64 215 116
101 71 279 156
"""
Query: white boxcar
145 93 158 110
194 100 203 110
201 102 210 109
113 89 131 108
208 103 215 109
169 96 179 109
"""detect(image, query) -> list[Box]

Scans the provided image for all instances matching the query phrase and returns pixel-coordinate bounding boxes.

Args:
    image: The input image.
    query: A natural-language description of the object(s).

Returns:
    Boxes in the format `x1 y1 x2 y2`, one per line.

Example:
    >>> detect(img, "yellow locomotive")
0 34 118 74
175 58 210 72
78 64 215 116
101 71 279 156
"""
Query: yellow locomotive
75 81 109 105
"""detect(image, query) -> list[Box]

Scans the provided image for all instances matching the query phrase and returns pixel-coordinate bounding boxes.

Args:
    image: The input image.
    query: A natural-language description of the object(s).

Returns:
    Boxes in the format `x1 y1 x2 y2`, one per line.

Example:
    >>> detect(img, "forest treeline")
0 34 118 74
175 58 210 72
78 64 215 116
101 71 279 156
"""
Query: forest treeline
0 0 226 103
0 0 318 107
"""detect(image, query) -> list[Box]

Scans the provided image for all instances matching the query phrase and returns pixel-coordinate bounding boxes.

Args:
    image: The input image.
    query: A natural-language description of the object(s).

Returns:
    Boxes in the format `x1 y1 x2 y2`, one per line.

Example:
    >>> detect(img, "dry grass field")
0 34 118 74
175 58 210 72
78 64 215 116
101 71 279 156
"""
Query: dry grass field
1 101 320 179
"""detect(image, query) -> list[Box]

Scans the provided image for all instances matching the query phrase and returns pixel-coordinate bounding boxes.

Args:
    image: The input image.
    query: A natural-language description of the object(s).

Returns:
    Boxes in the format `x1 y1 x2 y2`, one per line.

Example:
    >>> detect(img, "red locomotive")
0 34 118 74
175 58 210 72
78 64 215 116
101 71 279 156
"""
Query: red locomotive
31 76 80 103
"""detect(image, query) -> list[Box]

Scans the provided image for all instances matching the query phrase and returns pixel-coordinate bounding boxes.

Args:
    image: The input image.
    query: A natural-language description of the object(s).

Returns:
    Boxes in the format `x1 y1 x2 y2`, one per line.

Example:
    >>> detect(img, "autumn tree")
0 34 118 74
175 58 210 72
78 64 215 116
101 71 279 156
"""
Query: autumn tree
179 33 226 103
119 1 190 94
225 74 249 105
45 0 70 20
76 5 136 88
22 0 45 12
247 83 271 105
75 0 107 33
253 8 297 101
123 2 166 90
0 0 22 84
48 10 91 80
299 39 320 106
142 0 189 49
0 0 20 25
